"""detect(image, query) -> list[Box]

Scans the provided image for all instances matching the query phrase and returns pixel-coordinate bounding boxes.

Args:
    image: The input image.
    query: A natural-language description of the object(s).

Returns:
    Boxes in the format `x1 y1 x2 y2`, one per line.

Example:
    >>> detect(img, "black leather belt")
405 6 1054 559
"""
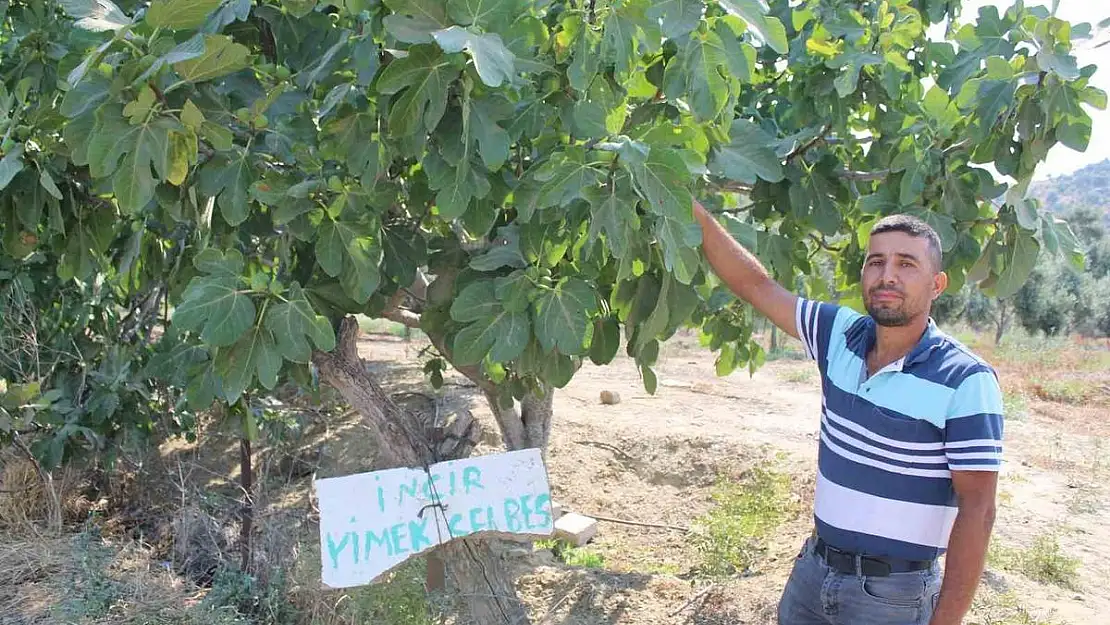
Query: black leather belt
813 537 934 577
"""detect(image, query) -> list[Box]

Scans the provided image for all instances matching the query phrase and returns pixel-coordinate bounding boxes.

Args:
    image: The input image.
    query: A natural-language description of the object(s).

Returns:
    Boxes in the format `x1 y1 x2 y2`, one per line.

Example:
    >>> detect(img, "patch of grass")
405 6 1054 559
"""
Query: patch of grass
1030 377 1094 405
1064 484 1103 515
339 558 437 625
971 588 1064 625
642 561 682 575
993 333 1070 367
951 328 980 348
56 529 123 621
1001 470 1030 485
989 532 1081 590
288 546 436 625
766 345 809 362
27 528 246 625
691 466 797 577
535 539 606 569
1002 392 1029 420
776 367 817 385
997 489 1014 507
200 565 298 625
1074 349 1110 373
357 316 422 340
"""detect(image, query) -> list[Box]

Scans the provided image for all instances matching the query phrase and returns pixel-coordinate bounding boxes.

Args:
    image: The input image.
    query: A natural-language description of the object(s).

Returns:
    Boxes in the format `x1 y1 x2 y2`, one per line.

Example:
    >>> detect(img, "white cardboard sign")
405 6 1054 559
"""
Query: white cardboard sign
314 448 554 588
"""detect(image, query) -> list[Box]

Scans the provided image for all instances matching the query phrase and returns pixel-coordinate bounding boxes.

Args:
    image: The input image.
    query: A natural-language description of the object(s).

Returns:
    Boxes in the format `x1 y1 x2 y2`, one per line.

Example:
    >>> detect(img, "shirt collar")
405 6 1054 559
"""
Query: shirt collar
906 318 945 365
848 316 945 369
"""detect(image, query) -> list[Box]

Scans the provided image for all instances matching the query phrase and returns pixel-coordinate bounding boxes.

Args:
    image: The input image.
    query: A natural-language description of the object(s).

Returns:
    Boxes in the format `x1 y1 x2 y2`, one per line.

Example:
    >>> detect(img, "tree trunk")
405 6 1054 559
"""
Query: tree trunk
239 436 253 571
995 300 1011 346
423 318 555 454
483 387 554 453
313 317 530 625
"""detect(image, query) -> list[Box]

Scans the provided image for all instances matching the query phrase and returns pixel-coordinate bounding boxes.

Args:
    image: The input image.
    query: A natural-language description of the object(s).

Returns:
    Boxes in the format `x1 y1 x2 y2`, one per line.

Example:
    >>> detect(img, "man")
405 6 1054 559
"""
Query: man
693 200 1003 625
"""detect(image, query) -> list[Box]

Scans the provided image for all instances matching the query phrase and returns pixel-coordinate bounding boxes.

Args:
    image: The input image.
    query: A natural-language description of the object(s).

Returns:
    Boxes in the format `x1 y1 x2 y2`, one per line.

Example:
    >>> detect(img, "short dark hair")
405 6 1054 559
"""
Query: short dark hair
869 214 944 271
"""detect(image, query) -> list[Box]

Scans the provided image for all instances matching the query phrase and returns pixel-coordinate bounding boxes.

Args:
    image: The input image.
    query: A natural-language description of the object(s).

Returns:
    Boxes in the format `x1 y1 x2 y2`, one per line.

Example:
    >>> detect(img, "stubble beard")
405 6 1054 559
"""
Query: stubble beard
865 288 922 327
868 303 913 327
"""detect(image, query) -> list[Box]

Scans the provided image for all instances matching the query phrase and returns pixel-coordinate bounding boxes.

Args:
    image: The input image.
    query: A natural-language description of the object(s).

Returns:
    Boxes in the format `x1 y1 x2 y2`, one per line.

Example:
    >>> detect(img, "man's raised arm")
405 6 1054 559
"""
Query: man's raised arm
693 199 800 340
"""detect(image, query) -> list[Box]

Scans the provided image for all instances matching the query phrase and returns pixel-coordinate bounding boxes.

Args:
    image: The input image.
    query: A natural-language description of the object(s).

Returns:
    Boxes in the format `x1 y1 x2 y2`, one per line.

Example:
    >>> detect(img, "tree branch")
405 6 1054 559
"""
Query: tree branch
839 169 890 182
711 181 754 194
808 233 844 253
708 167 887 195
382 308 421 328
382 290 422 328
786 123 833 162
943 138 973 155
826 135 875 146
148 81 168 108
312 317 428 469
588 513 690 533
766 70 787 88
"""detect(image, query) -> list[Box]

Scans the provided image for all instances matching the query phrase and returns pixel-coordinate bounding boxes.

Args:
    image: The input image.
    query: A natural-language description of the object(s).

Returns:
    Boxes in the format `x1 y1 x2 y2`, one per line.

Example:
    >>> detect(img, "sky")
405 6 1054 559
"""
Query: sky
941 0 1110 180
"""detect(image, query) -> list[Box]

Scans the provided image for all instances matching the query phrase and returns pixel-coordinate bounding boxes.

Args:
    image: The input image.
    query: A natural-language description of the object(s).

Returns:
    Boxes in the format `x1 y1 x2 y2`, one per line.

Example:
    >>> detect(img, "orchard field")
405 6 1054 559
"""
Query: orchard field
2 0 1109 623
2 321 1108 625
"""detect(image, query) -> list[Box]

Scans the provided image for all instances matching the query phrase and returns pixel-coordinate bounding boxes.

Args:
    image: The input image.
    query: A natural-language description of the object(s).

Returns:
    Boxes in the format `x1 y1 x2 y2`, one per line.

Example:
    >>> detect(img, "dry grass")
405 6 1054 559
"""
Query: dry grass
0 535 75 622
0 534 71 589
970 588 1065 625
0 529 241 625
953 330 1110 436
0 447 87 534
774 365 817 386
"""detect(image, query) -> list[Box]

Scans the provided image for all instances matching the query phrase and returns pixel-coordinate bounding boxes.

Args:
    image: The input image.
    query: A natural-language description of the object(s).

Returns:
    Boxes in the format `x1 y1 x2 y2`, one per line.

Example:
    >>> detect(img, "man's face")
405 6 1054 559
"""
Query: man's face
861 231 946 327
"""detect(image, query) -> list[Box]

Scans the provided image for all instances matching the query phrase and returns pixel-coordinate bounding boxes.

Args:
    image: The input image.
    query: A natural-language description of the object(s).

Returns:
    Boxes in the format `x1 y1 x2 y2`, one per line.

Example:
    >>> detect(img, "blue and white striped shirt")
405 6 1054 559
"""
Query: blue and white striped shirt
796 298 1005 561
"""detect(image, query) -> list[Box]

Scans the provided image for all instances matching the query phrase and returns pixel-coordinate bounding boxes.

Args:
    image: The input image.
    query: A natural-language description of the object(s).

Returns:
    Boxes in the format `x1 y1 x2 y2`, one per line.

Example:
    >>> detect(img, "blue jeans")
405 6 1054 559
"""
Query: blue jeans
778 537 942 625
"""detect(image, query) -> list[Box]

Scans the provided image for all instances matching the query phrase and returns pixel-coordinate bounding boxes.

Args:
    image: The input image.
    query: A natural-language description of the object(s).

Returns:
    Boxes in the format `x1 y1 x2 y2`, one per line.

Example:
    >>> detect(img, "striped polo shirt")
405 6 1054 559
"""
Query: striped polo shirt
795 298 1005 561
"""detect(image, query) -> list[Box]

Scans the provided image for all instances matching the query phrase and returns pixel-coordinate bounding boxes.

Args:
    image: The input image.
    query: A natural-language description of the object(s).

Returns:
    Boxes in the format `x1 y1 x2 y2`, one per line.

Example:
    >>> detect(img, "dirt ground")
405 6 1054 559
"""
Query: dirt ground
1 328 1107 625
499 331 1110 625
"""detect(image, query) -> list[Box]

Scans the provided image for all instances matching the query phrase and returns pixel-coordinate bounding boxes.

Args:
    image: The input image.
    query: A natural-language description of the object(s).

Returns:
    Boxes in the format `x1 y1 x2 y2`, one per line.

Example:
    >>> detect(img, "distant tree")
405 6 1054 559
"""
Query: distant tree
1091 277 1110 339
1014 262 1070 336
1067 207 1110 278
933 283 1010 344
1067 206 1106 247
932 285 968 326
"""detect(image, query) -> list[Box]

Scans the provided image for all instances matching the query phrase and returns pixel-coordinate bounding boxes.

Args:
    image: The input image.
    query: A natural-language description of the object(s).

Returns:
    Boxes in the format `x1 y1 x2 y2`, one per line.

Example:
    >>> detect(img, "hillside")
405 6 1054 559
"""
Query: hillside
1030 159 1110 223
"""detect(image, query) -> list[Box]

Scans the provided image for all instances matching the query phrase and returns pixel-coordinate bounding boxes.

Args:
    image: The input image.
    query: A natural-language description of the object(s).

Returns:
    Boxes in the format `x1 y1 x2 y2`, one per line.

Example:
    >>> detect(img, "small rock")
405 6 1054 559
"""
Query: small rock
553 512 598 547
981 569 1009 592
551 502 566 519
600 390 621 405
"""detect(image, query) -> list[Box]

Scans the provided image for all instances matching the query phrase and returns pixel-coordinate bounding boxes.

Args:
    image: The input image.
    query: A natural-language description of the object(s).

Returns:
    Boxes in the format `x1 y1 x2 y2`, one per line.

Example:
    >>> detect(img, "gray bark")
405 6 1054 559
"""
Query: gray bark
483 387 554 453
521 389 554 452
995 300 1011 346
313 317 529 625
427 331 554 453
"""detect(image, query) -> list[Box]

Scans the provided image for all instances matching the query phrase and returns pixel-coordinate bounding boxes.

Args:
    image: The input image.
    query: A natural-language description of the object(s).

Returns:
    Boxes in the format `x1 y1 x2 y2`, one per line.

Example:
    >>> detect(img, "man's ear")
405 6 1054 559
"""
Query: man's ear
932 271 949 300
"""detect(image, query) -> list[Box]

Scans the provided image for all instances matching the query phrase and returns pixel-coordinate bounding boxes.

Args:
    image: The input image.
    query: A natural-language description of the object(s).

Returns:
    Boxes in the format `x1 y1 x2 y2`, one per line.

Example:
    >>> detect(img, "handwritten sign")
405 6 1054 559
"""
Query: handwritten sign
314 448 554 588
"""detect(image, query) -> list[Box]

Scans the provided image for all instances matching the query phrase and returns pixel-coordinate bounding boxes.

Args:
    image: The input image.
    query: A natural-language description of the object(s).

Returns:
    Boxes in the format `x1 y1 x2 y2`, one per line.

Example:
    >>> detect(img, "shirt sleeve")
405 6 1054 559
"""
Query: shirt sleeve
794 298 842 365
944 370 1005 472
